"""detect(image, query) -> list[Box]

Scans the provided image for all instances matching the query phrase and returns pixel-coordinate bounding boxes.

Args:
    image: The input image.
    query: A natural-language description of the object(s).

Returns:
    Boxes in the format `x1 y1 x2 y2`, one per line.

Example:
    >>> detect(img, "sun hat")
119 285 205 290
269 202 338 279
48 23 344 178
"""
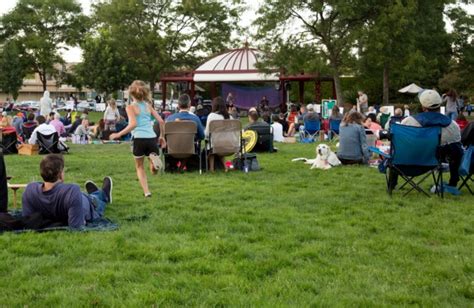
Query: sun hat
419 90 442 109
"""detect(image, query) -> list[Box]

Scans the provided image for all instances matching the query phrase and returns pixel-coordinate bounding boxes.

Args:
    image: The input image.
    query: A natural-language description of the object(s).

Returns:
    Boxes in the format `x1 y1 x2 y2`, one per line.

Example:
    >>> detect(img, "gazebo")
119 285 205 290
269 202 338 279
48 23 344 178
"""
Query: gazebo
160 45 336 110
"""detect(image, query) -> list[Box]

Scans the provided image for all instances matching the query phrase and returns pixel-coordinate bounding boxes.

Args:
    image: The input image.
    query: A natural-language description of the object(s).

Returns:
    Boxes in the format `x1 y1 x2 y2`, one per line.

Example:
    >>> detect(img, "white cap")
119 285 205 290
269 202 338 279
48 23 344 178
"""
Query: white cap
419 90 442 109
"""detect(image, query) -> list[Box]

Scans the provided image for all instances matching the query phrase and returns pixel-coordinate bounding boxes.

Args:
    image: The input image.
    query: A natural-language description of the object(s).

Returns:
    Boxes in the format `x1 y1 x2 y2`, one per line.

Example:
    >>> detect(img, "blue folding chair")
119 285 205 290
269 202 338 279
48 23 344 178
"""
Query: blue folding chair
458 145 474 195
328 119 341 142
370 123 443 197
300 119 321 142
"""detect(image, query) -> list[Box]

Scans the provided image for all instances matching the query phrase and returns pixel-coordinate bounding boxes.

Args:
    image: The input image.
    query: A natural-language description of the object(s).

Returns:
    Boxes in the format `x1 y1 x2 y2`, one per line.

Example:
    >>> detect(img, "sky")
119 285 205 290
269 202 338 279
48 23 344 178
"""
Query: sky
0 0 472 62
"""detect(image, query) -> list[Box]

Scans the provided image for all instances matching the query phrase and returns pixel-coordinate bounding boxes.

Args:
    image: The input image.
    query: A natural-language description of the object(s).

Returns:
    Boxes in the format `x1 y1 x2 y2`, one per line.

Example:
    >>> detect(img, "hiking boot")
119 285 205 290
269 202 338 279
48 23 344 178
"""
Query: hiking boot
85 180 99 194
102 176 113 204
149 152 163 172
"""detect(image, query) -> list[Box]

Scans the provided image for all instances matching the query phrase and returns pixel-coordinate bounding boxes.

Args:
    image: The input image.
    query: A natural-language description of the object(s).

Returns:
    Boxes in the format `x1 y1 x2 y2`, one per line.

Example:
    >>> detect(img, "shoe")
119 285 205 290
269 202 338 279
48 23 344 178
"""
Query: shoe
102 176 113 204
144 192 152 198
149 152 162 172
85 180 99 194
444 184 461 196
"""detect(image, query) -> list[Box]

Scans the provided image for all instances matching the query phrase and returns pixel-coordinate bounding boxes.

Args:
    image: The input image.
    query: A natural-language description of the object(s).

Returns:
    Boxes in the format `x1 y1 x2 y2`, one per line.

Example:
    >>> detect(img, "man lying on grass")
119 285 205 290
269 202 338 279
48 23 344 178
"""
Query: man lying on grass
22 154 113 229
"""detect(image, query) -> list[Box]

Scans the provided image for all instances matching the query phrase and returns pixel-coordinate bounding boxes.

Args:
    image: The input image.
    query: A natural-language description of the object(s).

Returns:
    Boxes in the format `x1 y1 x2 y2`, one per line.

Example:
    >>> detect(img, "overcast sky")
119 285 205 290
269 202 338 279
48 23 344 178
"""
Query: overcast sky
0 0 472 62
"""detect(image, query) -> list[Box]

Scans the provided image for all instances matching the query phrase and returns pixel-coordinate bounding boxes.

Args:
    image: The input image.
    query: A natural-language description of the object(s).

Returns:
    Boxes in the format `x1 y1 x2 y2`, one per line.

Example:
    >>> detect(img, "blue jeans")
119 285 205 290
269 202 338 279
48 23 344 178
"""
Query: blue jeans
447 111 458 121
82 190 107 220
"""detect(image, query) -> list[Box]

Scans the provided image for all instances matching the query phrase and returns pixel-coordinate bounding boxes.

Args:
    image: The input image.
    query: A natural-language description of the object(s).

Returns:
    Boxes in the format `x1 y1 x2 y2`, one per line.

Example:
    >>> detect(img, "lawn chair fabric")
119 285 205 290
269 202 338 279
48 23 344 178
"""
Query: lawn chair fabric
0 130 18 154
208 119 241 156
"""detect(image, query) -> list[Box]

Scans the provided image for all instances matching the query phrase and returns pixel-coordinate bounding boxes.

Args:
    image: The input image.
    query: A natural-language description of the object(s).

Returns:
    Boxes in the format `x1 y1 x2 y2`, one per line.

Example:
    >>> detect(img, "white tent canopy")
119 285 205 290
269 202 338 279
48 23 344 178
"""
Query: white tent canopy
398 83 423 94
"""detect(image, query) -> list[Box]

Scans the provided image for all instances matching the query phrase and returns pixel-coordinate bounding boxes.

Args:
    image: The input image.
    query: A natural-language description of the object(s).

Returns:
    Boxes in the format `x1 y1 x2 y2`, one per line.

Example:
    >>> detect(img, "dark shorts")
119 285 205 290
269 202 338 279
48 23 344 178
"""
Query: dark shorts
132 138 159 158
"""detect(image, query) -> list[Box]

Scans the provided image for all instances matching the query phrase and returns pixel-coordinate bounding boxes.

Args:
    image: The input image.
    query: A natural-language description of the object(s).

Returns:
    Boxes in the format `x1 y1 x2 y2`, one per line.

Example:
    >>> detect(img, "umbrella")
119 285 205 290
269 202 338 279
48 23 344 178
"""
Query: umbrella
398 83 423 94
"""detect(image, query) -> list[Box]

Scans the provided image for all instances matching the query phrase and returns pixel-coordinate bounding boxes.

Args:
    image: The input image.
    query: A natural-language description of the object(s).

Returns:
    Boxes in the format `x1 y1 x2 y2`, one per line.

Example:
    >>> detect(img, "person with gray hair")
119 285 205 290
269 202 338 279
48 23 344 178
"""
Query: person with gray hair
166 94 204 140
49 112 66 136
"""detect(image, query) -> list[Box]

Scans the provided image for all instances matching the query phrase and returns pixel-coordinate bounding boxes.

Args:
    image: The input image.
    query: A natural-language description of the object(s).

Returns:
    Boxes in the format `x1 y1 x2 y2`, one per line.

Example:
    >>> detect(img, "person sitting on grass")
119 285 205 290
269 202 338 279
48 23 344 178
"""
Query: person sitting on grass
28 115 56 145
385 108 405 130
21 154 113 229
389 90 463 194
337 111 370 165
49 113 66 137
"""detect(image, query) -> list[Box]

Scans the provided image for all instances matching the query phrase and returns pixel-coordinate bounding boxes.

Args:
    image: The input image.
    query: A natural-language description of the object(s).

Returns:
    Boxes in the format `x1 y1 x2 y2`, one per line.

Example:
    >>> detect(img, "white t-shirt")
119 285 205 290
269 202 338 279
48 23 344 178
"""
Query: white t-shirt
104 106 120 121
28 123 56 144
271 122 285 142
205 112 227 137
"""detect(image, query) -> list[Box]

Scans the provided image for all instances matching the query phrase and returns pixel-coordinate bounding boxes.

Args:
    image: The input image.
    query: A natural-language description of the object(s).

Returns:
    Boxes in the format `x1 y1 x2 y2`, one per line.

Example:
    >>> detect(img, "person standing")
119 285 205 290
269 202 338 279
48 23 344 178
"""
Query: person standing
356 91 368 114
110 80 165 198
103 99 120 131
40 91 52 117
442 89 458 121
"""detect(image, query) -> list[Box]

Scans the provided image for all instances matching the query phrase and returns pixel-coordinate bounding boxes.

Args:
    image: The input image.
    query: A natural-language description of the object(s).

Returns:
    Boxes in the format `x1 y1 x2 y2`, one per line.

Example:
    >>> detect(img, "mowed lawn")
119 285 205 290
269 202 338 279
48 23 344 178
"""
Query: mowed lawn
1 140 473 306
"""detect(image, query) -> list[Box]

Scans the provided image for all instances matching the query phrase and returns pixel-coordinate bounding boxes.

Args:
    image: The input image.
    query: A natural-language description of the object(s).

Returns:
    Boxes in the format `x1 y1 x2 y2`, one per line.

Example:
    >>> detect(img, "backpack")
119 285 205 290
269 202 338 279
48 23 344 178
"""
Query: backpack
233 153 260 172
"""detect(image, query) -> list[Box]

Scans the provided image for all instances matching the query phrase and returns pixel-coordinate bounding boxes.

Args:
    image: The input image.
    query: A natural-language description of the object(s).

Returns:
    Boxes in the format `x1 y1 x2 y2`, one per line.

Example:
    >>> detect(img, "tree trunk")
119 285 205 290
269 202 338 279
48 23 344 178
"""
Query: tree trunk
383 63 389 105
39 71 47 92
330 60 344 106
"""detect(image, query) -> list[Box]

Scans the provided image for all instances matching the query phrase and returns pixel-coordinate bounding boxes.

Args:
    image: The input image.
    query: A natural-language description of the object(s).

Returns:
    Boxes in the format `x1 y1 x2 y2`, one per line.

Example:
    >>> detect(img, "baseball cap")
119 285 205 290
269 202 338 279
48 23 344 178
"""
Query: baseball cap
306 104 314 111
419 90 442 109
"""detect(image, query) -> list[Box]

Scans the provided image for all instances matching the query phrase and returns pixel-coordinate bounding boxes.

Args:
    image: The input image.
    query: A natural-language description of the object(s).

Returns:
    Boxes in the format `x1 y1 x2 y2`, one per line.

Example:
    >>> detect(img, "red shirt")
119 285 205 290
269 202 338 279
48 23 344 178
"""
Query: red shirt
456 119 469 130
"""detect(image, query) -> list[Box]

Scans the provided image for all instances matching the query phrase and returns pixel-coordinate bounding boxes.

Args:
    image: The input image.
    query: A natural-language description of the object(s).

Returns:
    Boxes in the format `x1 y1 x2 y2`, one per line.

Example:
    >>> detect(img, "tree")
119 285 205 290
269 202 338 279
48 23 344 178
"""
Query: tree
72 33 138 98
0 0 88 91
91 0 241 98
0 40 30 100
254 0 377 105
359 0 453 105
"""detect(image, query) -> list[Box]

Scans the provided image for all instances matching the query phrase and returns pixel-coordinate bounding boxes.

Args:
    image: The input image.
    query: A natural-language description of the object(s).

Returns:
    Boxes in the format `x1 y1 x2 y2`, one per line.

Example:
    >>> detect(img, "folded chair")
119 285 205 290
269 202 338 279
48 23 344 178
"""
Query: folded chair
164 121 202 173
301 119 321 141
458 145 474 194
328 119 341 142
22 123 37 141
37 132 65 154
0 130 18 154
370 123 443 197
206 119 242 171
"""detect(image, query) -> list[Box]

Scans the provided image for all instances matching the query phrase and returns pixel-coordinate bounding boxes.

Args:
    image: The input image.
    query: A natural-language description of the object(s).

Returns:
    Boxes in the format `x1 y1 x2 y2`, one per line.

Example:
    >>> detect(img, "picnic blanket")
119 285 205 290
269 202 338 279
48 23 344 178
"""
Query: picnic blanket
0 210 118 234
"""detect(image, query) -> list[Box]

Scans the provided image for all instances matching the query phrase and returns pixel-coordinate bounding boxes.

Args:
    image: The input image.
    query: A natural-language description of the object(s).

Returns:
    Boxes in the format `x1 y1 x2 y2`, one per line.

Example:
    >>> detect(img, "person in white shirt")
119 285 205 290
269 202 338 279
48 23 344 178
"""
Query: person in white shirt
271 115 285 142
403 105 410 117
103 99 120 131
40 91 52 116
28 115 56 144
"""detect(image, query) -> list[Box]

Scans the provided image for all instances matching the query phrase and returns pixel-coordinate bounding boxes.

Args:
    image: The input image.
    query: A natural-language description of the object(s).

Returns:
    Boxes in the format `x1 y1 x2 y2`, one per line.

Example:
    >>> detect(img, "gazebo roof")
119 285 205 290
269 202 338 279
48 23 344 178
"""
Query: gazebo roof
193 45 279 82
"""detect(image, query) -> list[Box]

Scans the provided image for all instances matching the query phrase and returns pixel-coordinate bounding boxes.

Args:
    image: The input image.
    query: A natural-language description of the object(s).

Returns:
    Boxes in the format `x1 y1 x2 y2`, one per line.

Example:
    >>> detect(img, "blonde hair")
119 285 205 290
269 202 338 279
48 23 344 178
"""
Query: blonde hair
129 80 151 102
108 99 117 109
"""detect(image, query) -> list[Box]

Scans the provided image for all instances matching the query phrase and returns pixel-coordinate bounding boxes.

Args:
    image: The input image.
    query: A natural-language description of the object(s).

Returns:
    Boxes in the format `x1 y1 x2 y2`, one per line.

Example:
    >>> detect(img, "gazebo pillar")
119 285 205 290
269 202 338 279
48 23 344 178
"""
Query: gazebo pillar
190 80 196 105
162 81 167 110
315 79 321 104
211 82 217 99
298 81 304 104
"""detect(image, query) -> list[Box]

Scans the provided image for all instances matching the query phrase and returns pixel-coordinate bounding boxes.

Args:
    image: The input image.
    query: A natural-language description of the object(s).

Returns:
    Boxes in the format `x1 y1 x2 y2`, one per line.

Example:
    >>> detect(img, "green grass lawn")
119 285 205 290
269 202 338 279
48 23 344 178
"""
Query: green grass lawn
1 139 473 305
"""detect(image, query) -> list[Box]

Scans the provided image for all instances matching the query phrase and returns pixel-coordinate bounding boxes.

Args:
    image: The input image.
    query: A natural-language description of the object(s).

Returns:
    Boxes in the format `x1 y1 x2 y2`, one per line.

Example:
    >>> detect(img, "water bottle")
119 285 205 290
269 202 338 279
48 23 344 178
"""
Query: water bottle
244 160 249 173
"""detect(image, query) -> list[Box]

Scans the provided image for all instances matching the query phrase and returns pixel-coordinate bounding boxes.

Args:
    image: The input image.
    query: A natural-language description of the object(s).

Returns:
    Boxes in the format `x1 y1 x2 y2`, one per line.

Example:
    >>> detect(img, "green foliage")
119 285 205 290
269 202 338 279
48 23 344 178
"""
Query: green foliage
1 137 473 305
255 0 378 104
0 0 88 90
87 0 242 91
0 40 30 100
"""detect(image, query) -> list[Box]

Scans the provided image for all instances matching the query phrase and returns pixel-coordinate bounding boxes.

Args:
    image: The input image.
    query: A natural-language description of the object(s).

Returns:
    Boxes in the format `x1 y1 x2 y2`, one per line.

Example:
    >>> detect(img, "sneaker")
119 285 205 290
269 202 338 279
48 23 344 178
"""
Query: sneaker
85 180 99 194
144 192 152 198
149 152 163 172
102 176 113 204
444 184 461 196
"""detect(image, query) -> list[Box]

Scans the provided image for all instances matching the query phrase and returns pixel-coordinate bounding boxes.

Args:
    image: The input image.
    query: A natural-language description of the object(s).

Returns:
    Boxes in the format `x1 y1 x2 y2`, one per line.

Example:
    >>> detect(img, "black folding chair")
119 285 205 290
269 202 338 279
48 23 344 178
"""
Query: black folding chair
246 123 274 153
37 132 66 154
0 130 18 154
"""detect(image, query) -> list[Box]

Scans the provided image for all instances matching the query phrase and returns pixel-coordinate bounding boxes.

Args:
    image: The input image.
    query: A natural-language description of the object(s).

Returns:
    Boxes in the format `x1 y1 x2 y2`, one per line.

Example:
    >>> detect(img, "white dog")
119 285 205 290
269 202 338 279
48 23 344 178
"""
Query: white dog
292 144 341 170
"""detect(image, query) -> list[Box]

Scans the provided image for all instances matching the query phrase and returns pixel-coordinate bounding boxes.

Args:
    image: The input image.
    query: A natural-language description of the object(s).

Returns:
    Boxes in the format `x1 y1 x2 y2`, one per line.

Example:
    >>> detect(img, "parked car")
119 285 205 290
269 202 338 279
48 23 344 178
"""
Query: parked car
77 101 97 112
14 101 40 111
55 100 75 111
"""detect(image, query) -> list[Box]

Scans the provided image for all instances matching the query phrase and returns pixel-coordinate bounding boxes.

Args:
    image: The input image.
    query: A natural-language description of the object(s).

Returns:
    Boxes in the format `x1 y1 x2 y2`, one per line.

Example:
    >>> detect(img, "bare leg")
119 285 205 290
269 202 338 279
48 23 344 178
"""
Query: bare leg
209 154 215 172
149 158 157 175
135 157 150 195
288 123 295 136
219 155 228 172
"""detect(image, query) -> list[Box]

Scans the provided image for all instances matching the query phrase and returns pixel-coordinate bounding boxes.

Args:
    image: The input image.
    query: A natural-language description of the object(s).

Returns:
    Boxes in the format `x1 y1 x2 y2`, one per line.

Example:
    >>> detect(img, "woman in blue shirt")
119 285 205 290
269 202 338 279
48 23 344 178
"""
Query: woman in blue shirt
110 80 165 197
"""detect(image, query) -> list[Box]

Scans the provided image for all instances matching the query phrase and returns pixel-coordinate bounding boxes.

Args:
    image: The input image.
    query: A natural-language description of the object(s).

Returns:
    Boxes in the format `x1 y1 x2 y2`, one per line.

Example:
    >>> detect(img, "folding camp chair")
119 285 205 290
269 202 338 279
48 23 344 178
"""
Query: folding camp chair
246 124 274 152
300 119 321 142
458 145 474 195
37 132 64 154
164 121 202 173
328 119 341 142
206 119 242 171
0 130 18 155
22 123 37 141
370 123 443 197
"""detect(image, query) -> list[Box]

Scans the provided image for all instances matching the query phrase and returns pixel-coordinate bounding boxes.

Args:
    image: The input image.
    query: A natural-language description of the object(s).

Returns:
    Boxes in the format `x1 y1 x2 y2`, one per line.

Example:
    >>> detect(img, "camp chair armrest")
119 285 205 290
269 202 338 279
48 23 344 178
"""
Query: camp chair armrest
368 146 390 158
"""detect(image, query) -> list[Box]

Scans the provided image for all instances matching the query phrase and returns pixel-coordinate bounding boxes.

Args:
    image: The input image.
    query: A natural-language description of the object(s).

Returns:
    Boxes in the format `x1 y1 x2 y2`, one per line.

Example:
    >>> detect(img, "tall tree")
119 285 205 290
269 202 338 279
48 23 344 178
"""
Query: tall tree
255 0 377 105
0 40 30 100
72 33 138 98
0 0 88 91
91 0 241 97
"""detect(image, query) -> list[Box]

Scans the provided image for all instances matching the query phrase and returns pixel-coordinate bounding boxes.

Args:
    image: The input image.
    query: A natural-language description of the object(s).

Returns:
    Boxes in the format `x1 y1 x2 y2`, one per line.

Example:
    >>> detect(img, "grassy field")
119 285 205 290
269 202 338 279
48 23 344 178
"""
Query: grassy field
1 136 473 305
